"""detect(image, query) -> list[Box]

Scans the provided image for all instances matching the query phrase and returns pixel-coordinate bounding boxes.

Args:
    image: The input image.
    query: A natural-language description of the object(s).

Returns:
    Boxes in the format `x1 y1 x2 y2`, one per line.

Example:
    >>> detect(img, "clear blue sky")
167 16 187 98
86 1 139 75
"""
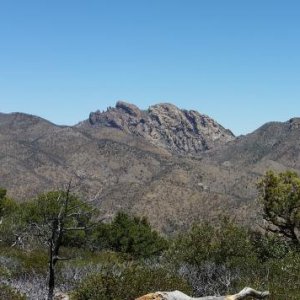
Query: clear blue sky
1 0 300 135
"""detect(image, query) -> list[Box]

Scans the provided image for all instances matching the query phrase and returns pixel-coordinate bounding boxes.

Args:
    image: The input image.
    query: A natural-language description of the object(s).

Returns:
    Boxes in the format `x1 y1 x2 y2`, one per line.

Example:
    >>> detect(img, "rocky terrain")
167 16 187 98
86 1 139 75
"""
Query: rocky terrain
82 101 235 154
0 102 300 233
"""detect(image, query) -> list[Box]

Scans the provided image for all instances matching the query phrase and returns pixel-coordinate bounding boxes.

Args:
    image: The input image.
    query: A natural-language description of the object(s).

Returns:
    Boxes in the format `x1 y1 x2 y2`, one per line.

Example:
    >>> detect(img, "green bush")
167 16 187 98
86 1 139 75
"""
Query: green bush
0 246 48 277
165 218 266 296
0 205 26 247
258 170 300 246
0 188 19 217
250 230 290 262
0 284 25 300
168 217 255 268
0 190 24 247
0 187 7 216
268 252 300 300
93 212 168 258
234 250 300 300
72 265 192 300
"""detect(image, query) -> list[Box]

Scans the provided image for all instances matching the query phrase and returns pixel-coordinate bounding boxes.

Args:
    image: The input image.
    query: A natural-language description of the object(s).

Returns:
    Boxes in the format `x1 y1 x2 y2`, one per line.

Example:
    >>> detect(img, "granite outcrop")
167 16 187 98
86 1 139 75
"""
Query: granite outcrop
88 101 235 154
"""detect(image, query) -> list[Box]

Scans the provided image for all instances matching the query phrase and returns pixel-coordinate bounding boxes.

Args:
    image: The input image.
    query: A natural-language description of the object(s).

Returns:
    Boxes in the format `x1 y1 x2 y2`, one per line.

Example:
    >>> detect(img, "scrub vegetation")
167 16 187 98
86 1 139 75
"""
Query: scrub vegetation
0 171 299 299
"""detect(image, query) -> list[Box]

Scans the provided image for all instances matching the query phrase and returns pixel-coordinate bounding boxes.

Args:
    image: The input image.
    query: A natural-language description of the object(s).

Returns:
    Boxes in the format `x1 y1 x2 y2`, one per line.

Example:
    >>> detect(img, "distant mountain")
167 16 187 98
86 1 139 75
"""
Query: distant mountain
0 103 299 233
205 118 300 169
200 117 300 219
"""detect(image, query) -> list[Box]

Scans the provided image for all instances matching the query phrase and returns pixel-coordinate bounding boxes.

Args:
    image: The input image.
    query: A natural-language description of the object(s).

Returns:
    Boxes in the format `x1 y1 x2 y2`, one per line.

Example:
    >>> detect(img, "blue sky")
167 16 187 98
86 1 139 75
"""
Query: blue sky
0 0 300 135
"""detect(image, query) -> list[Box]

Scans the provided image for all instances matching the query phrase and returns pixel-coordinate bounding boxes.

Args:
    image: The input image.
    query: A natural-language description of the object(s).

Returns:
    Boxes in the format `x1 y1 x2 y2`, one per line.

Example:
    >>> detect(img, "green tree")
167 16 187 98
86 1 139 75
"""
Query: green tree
258 170 300 245
22 190 94 247
0 187 7 216
0 189 23 246
94 212 168 258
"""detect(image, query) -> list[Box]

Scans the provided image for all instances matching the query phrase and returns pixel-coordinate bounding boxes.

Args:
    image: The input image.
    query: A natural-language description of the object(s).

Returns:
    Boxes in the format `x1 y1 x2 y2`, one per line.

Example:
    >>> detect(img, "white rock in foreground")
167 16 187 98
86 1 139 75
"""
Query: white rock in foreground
136 287 270 300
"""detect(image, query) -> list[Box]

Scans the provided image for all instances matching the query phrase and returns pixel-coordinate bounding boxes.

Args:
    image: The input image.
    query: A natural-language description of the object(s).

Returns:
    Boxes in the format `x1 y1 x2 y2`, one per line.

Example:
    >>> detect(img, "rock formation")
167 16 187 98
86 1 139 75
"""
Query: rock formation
87 101 235 154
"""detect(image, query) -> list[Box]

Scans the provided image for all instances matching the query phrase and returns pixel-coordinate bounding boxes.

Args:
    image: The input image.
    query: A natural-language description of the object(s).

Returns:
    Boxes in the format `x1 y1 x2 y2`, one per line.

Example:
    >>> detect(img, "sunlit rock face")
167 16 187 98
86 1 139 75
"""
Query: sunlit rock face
88 101 235 155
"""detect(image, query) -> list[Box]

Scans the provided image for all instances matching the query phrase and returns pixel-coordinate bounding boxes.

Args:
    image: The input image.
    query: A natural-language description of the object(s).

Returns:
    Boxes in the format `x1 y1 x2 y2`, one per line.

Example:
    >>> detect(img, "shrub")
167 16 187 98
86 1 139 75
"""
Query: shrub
267 251 300 300
250 230 290 262
168 217 255 268
0 284 26 300
0 189 19 217
166 217 262 296
72 265 192 300
0 192 25 247
0 246 48 277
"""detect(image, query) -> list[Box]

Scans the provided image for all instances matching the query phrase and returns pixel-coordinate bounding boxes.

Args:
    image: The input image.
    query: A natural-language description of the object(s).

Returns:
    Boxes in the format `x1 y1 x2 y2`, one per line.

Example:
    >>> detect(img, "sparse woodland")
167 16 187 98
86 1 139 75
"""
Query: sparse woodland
0 171 300 299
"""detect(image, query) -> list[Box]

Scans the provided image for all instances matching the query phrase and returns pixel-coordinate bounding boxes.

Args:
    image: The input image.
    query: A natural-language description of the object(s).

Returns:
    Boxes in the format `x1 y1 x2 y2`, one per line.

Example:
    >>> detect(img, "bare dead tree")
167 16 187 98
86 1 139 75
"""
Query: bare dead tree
27 181 100 300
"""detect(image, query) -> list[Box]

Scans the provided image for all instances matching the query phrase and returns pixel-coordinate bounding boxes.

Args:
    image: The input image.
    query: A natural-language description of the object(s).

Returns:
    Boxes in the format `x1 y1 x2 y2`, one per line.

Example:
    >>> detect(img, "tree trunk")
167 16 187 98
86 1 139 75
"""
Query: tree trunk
48 257 55 300
48 223 58 300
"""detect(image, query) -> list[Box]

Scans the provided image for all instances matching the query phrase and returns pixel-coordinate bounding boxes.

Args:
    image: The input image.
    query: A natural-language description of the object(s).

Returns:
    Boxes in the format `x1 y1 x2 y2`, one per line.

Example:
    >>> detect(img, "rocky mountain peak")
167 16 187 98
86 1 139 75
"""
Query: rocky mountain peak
87 101 235 154
289 117 300 130
115 101 142 118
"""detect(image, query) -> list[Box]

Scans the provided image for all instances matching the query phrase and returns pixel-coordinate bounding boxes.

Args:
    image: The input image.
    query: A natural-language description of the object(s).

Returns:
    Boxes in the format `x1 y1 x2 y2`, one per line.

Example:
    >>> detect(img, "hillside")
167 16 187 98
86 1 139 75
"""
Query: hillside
1 103 300 232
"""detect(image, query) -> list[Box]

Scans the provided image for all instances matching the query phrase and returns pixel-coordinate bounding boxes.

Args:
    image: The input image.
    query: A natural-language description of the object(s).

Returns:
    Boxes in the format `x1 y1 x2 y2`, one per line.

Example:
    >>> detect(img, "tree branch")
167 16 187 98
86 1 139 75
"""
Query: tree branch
230 287 270 300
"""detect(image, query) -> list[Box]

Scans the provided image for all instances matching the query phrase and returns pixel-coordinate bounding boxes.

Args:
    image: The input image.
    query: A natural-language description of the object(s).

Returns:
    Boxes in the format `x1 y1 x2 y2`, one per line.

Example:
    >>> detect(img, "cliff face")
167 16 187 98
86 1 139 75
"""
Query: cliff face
87 101 235 154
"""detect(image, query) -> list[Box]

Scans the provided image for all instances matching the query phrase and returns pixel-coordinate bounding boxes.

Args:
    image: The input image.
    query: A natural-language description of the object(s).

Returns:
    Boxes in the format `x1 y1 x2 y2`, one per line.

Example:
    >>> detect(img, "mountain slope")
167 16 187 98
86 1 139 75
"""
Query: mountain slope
200 117 300 215
1 105 300 233
206 118 300 168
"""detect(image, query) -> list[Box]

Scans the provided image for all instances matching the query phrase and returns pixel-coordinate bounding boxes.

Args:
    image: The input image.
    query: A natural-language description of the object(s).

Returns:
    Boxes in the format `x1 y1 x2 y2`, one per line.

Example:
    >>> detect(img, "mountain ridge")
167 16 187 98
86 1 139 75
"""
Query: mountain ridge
79 101 235 155
1 102 299 233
